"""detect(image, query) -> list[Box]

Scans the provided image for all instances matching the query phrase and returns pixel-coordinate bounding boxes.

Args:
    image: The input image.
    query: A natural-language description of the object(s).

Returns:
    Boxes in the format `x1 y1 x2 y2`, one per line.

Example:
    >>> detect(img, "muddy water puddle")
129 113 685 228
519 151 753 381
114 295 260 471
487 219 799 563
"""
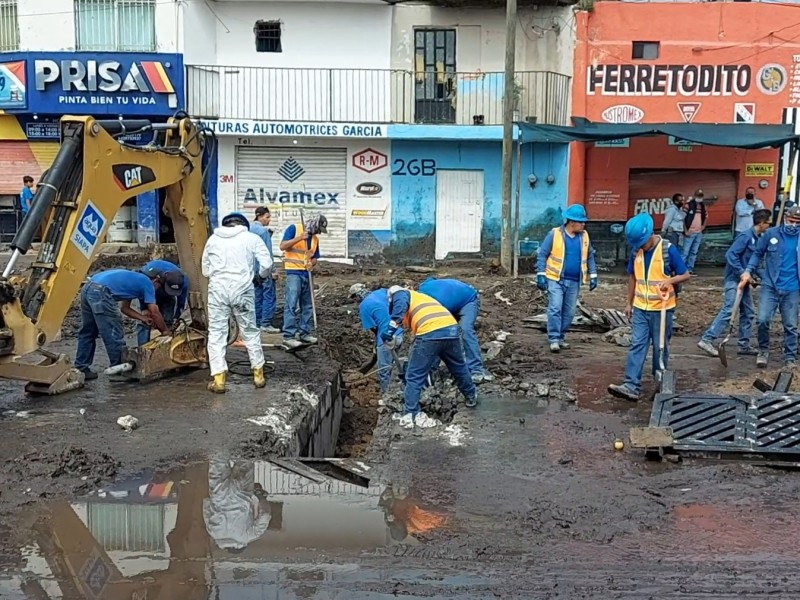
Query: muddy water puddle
0 458 455 599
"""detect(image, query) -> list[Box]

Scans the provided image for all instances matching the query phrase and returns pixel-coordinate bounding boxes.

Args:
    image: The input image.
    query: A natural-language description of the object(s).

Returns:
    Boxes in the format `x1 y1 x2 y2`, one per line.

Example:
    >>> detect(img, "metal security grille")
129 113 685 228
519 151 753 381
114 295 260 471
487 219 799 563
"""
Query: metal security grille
0 0 18 51
75 0 156 52
647 392 800 457
414 28 456 124
235 146 348 258
87 503 166 552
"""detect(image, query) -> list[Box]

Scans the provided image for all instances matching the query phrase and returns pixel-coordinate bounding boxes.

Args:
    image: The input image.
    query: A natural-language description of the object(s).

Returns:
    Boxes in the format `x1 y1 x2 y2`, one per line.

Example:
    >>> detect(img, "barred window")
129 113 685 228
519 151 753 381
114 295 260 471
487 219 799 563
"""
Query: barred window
0 0 19 52
75 0 156 52
254 20 282 53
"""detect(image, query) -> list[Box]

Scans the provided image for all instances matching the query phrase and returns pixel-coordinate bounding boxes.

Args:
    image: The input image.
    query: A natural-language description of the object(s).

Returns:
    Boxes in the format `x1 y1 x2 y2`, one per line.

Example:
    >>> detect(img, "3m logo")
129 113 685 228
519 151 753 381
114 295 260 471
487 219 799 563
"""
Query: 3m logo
278 157 305 183
220 174 234 183
71 201 106 259
112 164 156 191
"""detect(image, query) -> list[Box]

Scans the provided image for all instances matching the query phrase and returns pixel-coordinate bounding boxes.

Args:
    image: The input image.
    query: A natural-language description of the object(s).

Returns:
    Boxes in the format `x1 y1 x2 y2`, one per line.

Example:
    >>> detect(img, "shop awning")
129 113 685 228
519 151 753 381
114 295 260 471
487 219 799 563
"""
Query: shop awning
517 119 800 149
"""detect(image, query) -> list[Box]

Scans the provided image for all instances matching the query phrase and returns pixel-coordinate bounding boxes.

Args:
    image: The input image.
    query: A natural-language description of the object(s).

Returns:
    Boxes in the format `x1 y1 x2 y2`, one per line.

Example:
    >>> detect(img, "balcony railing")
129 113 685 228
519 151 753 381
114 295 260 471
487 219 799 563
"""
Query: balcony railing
186 66 571 127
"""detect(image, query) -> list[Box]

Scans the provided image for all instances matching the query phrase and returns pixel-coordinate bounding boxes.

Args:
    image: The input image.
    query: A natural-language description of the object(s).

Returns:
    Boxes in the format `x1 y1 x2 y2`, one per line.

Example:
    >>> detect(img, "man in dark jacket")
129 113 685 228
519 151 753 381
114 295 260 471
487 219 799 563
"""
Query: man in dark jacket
681 189 708 273
698 209 770 357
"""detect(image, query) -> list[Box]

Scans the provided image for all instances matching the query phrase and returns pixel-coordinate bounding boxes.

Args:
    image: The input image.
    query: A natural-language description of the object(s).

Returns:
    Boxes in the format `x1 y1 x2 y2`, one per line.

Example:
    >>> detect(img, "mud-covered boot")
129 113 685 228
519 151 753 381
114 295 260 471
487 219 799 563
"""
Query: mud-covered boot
253 366 266 389
208 372 226 394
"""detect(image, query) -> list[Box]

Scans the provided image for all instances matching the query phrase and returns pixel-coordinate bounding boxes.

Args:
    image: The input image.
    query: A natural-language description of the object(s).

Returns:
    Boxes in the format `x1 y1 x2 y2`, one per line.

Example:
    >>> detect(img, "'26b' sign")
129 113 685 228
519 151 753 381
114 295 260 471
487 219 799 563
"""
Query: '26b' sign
392 158 436 176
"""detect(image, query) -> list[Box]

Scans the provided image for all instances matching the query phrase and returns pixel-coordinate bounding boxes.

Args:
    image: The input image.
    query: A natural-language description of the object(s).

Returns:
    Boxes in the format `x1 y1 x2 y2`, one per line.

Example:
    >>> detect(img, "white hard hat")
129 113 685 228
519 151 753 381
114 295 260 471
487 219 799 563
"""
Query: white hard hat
387 285 405 297
349 283 366 296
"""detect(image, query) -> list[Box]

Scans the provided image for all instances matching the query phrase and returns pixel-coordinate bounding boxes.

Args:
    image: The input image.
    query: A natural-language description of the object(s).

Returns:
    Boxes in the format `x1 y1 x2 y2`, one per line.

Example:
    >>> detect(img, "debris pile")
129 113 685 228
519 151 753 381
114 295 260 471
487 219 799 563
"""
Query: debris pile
524 302 631 334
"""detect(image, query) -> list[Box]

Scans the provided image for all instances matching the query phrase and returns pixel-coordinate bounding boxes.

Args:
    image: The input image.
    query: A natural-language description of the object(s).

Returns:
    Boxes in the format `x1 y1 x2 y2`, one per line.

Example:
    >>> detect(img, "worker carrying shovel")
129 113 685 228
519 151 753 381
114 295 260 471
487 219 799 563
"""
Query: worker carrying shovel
608 213 691 402
386 286 478 429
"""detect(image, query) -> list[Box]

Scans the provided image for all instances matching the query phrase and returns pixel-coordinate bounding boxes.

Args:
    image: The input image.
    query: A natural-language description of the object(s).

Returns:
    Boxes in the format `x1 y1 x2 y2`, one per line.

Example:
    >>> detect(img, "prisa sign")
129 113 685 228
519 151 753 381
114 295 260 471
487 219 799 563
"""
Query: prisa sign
22 52 184 116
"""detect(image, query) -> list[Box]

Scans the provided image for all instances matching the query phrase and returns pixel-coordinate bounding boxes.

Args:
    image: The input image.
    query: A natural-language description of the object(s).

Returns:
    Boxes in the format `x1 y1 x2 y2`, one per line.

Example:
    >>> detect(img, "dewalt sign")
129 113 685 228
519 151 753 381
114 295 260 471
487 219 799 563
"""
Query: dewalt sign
745 163 775 177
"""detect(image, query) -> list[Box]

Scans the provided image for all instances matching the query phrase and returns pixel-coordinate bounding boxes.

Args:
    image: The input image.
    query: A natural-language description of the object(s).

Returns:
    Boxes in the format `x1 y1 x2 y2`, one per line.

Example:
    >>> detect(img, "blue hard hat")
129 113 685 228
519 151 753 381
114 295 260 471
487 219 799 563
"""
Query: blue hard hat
221 212 250 229
563 204 588 223
625 213 654 251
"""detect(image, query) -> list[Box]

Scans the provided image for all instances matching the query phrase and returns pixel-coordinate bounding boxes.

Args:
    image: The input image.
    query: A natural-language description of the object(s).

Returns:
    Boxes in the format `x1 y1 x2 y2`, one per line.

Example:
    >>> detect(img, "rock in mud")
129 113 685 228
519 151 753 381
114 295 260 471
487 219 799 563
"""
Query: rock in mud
603 326 632 347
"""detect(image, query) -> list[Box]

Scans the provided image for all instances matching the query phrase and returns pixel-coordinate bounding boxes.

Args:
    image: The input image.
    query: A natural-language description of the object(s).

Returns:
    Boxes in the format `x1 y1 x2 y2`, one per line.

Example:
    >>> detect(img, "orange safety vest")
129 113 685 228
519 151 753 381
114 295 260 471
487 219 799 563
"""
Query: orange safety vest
283 221 319 271
545 227 591 284
633 237 676 311
402 291 457 336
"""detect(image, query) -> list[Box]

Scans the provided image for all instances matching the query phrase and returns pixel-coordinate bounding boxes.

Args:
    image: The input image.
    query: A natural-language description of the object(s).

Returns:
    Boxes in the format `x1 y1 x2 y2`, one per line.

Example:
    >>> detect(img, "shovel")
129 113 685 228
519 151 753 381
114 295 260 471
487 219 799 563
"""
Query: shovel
655 287 671 388
718 286 744 369
298 207 318 331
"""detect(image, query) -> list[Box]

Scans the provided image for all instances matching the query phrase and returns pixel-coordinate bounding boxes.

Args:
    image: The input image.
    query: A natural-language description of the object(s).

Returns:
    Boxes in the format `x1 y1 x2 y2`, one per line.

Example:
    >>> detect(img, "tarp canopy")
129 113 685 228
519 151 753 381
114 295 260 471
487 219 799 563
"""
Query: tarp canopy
517 119 800 149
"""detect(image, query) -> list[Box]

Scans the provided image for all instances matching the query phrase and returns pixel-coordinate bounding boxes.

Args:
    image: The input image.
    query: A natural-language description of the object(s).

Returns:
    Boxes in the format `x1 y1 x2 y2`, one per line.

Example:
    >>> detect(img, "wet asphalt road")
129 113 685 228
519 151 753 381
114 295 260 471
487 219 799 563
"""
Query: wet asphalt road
3 337 800 597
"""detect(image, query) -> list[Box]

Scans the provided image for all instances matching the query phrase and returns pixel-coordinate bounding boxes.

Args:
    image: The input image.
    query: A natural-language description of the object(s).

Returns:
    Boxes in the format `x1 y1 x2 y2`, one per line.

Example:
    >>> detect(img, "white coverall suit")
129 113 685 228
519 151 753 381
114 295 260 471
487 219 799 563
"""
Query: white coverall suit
202 224 273 376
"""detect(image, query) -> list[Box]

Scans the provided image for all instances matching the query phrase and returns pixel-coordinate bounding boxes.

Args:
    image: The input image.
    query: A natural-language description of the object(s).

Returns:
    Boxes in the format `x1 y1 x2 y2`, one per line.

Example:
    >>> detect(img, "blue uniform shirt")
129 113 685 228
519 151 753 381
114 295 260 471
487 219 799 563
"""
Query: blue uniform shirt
418 278 477 313
282 224 320 278
777 232 800 292
91 269 156 305
20 186 33 215
359 288 403 339
627 243 688 277
561 234 583 282
142 259 189 311
724 228 761 284
250 221 274 258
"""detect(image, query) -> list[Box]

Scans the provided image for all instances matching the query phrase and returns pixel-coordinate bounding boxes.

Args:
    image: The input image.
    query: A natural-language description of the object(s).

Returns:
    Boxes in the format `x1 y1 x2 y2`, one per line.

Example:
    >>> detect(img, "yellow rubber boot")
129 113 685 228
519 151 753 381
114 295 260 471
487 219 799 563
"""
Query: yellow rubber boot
208 372 226 394
253 367 266 389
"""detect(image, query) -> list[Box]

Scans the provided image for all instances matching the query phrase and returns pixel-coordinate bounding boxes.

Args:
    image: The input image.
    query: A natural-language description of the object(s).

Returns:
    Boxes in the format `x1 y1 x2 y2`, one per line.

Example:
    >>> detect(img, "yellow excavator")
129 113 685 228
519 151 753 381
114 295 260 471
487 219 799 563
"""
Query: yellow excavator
0 114 216 395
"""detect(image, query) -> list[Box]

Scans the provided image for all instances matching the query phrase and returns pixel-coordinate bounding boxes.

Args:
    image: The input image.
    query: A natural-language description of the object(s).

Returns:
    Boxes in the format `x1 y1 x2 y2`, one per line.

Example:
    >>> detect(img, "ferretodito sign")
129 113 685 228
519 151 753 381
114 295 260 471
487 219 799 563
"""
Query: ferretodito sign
588 64 751 96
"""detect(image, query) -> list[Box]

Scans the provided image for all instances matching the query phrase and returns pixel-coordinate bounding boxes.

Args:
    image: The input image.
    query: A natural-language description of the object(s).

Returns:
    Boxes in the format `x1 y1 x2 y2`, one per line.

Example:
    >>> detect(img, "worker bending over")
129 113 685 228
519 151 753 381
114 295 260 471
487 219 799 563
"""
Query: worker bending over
75 268 170 380
280 214 327 350
250 206 279 334
740 205 800 369
418 277 493 383
608 214 690 402
697 208 770 358
536 204 598 353
350 283 404 399
202 212 273 393
136 260 188 346
386 286 477 429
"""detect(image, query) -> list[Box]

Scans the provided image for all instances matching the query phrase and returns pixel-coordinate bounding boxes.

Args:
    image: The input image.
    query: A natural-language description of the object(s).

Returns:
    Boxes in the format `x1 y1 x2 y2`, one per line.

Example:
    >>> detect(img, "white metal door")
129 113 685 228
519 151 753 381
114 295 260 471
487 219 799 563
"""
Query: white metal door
235 146 348 258
435 170 483 260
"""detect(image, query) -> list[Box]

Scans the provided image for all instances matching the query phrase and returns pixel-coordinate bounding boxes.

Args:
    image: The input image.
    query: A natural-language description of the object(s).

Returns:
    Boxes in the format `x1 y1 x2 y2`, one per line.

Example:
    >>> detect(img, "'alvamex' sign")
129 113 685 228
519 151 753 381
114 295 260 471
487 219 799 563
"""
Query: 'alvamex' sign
588 64 751 96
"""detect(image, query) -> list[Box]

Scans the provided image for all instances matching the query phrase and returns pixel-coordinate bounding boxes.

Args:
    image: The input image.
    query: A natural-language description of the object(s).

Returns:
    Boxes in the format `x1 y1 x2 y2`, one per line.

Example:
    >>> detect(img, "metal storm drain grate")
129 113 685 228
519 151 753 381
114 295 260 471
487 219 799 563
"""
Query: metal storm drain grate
630 372 800 461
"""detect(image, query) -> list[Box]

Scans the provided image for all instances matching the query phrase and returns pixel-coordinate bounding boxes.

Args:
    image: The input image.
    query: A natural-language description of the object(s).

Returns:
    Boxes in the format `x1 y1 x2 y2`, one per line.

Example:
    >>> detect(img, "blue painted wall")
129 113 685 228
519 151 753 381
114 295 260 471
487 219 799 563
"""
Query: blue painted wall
384 140 568 259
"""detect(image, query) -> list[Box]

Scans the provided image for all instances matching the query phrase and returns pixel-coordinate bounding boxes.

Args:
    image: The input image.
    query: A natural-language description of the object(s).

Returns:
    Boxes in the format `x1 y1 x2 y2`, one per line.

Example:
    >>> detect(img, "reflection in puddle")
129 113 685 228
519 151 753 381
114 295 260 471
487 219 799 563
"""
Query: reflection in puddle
0 458 453 599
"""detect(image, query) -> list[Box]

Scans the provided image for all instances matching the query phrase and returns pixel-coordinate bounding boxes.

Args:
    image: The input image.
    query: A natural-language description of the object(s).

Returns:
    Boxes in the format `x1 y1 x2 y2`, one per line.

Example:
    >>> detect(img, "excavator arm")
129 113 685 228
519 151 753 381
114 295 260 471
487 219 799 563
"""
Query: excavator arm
0 114 216 395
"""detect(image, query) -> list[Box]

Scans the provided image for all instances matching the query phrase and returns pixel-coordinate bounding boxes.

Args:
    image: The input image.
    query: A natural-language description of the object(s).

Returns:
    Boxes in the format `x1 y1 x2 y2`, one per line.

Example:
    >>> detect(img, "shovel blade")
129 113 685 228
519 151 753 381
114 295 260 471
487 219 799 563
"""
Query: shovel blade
719 340 729 368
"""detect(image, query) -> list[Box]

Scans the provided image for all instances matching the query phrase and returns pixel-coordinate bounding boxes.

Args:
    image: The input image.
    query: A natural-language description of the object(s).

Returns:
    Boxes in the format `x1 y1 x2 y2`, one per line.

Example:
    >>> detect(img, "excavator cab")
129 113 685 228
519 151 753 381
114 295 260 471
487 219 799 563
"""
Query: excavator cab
0 114 217 395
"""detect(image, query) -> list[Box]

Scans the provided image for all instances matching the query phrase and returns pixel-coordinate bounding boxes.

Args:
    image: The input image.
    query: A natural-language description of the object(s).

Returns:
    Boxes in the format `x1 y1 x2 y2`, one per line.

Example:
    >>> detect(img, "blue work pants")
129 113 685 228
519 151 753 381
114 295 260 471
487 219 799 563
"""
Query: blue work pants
377 333 403 393
74 283 126 372
403 326 475 416
455 297 484 375
701 281 754 350
255 276 277 328
757 284 799 361
135 294 177 346
283 273 313 339
623 307 674 395
546 278 580 344
681 232 703 271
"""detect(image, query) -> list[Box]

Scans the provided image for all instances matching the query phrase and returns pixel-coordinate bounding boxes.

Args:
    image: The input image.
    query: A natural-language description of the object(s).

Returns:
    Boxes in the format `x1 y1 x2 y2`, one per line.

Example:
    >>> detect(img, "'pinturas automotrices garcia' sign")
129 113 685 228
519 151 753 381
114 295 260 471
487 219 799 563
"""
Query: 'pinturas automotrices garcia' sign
0 52 184 116
203 118 387 138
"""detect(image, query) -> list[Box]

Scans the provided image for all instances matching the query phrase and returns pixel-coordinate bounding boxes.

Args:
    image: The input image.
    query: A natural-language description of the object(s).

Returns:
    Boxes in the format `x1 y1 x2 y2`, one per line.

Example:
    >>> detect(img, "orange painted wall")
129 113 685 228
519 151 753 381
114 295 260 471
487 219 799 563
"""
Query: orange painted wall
570 2 800 221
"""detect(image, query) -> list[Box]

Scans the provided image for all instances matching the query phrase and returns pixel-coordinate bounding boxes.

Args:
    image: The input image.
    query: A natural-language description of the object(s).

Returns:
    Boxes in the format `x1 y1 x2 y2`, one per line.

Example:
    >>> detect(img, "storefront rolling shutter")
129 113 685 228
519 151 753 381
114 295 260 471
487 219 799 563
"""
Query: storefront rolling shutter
29 142 60 173
0 141 55 195
629 169 738 232
235 146 348 258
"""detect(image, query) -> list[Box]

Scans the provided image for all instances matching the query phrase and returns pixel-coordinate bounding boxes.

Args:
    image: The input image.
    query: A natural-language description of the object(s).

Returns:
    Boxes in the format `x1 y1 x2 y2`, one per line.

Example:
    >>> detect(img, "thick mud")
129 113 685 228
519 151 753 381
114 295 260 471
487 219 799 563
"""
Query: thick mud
2 254 800 596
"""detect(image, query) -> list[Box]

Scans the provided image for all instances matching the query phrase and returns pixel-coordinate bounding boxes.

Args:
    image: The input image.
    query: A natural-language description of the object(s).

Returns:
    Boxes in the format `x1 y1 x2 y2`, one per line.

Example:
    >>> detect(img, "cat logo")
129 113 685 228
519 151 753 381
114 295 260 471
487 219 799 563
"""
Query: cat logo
112 163 156 191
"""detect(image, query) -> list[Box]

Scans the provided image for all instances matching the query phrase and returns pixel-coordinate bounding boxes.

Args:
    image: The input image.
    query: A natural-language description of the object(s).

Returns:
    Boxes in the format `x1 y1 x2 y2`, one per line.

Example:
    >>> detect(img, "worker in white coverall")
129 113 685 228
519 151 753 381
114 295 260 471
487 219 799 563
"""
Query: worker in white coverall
203 455 272 550
202 212 273 393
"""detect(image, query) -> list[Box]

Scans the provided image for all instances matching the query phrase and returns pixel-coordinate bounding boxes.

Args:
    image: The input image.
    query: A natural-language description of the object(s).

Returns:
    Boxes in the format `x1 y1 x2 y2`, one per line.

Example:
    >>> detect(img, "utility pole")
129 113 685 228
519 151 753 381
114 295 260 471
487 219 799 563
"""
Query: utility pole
500 0 517 273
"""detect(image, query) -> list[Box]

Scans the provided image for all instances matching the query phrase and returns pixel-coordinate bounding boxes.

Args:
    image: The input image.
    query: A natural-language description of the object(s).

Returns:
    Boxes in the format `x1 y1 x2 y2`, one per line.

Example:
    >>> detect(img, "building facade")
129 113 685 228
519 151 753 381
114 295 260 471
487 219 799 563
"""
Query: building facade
187 0 575 261
570 1 800 258
0 0 185 244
